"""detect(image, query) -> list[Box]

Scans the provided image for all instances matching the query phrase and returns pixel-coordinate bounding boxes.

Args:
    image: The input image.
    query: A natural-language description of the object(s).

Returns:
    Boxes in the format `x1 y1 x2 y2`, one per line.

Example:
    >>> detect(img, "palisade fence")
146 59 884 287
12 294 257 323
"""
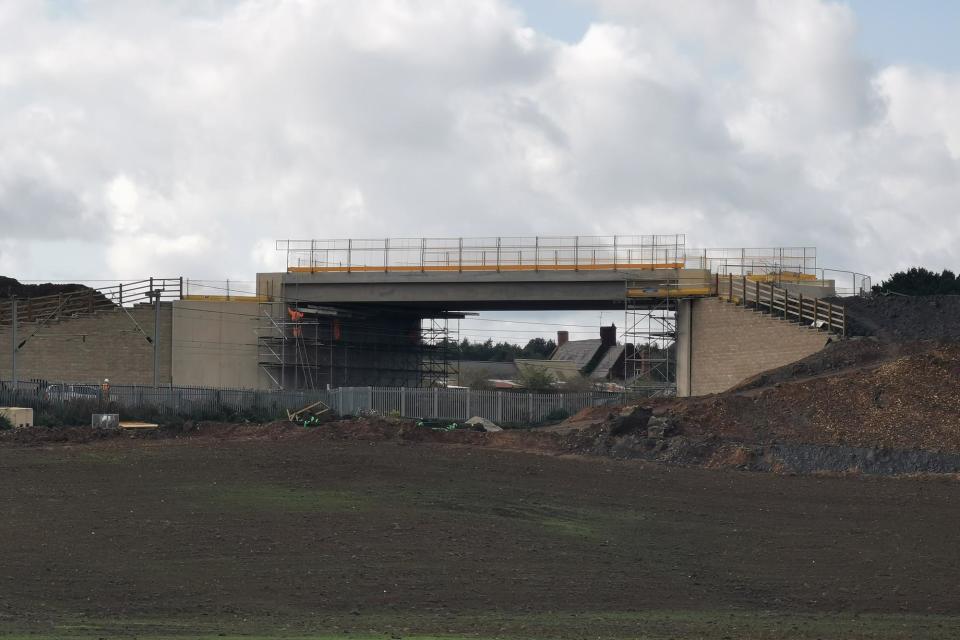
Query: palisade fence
0 381 627 425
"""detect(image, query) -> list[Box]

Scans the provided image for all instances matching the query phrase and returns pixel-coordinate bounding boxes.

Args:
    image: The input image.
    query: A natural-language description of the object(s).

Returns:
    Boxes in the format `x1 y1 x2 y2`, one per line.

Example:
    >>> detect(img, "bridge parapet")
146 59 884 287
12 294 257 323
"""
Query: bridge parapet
278 235 687 273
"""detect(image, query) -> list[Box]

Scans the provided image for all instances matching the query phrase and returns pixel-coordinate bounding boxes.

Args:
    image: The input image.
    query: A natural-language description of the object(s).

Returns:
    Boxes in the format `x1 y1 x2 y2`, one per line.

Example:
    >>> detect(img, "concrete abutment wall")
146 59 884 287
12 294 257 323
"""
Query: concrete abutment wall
676 297 829 397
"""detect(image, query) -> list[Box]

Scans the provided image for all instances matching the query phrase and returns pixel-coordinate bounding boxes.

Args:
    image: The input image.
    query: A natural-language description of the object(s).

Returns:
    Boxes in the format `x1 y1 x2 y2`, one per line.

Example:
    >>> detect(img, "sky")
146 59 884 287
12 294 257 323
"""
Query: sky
2 0 960 333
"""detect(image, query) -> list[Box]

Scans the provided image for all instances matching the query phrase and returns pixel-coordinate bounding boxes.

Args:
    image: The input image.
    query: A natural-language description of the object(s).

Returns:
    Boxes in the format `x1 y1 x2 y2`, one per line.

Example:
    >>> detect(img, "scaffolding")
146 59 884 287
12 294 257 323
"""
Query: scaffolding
624 280 677 396
256 303 460 390
420 316 457 388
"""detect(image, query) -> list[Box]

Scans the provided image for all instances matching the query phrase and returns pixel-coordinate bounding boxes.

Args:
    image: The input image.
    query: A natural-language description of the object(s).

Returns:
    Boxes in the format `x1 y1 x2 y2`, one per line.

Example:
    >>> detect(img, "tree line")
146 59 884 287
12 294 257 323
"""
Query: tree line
444 337 557 361
874 268 960 296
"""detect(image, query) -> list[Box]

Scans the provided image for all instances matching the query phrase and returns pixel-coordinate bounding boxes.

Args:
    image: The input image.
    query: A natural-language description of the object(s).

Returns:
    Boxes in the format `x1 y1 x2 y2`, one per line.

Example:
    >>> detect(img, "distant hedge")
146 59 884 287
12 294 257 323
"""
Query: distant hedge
874 268 960 296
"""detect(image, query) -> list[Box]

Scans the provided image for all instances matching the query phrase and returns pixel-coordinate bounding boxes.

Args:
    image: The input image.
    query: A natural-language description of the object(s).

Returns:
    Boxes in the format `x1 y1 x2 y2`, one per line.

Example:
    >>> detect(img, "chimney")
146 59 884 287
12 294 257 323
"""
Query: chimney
557 330 569 347
600 324 616 348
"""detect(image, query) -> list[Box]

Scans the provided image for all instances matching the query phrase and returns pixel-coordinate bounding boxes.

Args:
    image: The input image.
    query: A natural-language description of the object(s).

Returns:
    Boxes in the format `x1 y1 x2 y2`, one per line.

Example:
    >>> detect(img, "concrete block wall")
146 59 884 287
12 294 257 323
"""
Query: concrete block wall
0 304 172 385
677 297 828 396
171 300 268 389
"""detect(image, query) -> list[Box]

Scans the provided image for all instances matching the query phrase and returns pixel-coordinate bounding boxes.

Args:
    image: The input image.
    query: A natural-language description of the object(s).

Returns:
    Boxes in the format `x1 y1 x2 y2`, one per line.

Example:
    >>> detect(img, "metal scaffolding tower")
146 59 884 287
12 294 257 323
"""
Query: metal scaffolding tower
624 281 677 396
419 316 457 388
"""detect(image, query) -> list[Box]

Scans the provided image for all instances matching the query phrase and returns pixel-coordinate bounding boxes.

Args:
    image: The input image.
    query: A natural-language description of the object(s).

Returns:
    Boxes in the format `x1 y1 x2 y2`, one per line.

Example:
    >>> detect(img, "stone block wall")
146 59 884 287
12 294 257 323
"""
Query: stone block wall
678 297 828 396
0 304 172 385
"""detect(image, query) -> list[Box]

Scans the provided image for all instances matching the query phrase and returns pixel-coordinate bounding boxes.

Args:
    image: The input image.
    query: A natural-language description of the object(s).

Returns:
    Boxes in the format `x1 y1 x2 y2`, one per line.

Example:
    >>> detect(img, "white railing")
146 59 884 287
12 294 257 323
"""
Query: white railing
0 381 627 426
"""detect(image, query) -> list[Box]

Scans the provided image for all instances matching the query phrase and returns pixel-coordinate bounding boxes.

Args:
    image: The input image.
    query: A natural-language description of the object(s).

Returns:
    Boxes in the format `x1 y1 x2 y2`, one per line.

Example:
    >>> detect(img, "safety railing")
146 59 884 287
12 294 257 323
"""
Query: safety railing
0 277 182 327
717 274 846 336
278 235 687 273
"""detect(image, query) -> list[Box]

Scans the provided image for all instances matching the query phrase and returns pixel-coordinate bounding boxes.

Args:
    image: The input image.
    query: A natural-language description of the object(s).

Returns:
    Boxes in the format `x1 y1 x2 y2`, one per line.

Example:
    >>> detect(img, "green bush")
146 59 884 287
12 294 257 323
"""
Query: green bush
0 413 12 430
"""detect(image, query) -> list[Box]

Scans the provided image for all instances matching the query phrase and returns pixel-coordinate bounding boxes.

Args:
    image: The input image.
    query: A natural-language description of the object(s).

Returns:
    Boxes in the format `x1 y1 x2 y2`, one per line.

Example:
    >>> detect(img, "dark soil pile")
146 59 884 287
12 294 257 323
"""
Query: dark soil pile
0 276 98 299
838 294 960 341
664 343 960 453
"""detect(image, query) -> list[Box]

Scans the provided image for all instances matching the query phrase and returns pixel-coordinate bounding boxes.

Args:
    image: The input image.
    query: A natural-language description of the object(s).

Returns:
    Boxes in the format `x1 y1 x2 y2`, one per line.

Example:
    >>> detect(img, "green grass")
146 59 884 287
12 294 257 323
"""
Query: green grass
5 610 960 640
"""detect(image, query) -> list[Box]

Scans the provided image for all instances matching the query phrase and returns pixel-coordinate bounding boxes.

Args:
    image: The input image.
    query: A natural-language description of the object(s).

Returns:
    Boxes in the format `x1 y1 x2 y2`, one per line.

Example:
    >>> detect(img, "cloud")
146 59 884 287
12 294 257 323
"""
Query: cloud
0 0 958 287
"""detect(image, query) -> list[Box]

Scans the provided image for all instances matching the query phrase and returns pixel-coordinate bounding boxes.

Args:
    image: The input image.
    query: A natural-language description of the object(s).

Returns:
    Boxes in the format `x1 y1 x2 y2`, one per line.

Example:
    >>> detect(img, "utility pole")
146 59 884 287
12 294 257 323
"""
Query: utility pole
148 285 161 388
11 298 18 388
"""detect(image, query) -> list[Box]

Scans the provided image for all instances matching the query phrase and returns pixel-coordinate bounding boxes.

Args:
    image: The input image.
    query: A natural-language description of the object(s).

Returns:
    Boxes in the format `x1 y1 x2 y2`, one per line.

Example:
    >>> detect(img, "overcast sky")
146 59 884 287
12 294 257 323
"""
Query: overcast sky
2 0 959 296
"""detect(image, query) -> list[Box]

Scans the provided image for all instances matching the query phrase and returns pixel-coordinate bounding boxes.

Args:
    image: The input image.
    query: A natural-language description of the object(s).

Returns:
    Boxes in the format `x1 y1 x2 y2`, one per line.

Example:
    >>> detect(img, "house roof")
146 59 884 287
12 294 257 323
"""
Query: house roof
550 339 603 370
515 358 583 381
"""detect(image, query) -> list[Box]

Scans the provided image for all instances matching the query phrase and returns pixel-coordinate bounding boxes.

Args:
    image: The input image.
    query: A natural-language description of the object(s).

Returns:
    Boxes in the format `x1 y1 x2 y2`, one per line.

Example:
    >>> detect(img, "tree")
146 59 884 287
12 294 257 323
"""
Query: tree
516 365 557 392
453 337 558 362
874 268 960 296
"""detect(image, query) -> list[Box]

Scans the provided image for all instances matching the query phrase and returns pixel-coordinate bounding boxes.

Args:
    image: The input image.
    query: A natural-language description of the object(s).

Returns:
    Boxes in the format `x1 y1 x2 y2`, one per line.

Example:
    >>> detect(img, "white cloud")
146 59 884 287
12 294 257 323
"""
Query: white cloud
0 0 959 287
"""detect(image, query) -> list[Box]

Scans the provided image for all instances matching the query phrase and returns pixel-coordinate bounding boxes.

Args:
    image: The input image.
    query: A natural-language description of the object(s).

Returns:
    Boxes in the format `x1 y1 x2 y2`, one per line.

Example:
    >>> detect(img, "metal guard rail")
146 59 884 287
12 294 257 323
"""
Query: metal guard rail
717 273 846 337
0 277 182 327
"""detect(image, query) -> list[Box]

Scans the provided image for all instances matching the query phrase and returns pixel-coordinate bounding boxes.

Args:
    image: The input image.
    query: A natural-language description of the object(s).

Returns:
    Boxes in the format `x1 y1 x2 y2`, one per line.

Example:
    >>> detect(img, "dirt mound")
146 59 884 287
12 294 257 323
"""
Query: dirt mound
0 276 101 300
838 294 960 341
670 343 960 452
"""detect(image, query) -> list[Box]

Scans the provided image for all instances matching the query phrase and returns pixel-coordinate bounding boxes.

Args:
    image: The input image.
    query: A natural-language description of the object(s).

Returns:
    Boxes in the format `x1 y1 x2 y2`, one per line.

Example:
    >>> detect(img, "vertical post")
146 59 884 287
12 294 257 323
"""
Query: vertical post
728 273 733 302
347 239 353 273
226 278 230 301
798 293 803 323
496 391 502 423
714 272 719 296
574 236 579 271
311 239 316 272
496 237 501 272
153 288 160 388
528 392 533 423
741 275 747 307
613 236 617 270
433 387 439 417
179 277 183 299
11 299 18 389
420 238 425 273
119 283 123 306
400 387 406 417
827 302 834 333
384 238 389 273
755 280 760 311
813 298 818 326
458 238 463 273
535 236 539 272
769 282 774 316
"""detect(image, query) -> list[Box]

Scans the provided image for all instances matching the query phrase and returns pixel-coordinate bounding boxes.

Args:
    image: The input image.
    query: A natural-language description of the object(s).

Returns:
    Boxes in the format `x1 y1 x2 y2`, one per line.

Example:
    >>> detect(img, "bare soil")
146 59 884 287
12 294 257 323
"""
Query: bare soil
2 429 960 639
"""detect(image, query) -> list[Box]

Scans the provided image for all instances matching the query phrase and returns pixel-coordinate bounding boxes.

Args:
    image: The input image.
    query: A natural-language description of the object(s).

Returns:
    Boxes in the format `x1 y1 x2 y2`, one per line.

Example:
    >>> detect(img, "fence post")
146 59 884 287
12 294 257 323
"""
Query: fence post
741 275 747 307
368 386 373 412
728 273 733 302
827 302 834 333
528 393 533 423
496 391 502 423
433 387 439 418
10 298 17 389
400 387 406 417
798 293 803 324
755 280 760 310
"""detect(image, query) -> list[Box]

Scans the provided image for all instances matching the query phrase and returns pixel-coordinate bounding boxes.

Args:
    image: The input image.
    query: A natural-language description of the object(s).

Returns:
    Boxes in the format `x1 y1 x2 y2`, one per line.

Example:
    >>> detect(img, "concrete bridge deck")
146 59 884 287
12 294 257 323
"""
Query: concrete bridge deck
268 267 715 311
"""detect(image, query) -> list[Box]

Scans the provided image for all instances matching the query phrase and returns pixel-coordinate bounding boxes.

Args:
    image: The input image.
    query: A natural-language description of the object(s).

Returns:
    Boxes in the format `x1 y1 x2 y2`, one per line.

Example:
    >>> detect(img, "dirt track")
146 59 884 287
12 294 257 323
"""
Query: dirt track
2 427 960 638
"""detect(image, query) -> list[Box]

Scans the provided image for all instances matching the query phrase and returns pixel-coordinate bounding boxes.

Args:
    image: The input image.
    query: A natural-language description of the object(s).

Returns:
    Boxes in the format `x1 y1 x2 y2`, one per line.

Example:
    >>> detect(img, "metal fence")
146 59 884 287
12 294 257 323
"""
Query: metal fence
278 235 687 273
0 381 626 425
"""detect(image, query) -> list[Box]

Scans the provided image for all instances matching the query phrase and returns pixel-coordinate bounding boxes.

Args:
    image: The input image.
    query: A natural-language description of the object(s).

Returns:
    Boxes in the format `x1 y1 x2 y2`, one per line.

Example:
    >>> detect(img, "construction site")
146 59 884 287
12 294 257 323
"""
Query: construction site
0 234 866 397
9 234 960 640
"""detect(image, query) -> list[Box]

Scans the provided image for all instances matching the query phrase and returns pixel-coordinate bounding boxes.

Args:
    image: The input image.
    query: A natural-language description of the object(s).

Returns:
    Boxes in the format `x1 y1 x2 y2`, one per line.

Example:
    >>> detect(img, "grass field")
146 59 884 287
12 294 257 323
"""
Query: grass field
1 428 959 639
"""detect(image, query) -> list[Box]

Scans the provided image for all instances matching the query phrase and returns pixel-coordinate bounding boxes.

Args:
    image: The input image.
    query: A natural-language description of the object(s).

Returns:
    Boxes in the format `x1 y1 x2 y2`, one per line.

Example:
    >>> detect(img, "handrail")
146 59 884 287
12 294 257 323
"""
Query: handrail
717 273 845 336
278 235 687 273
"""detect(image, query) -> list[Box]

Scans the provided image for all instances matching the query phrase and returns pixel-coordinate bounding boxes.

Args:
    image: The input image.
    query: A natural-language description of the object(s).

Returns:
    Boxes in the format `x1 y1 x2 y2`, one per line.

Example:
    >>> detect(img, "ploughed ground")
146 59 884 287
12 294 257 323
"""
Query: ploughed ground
1 423 960 639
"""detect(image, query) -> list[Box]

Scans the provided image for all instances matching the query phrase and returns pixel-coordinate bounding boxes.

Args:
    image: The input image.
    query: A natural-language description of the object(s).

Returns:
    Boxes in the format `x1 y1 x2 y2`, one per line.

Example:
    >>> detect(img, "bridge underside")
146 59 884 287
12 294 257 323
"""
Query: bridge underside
255 268 714 391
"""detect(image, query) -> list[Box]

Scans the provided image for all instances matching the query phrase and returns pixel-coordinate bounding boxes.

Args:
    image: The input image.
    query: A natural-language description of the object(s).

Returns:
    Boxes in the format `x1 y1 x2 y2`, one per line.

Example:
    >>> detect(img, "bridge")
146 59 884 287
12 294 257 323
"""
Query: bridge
252 235 861 395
